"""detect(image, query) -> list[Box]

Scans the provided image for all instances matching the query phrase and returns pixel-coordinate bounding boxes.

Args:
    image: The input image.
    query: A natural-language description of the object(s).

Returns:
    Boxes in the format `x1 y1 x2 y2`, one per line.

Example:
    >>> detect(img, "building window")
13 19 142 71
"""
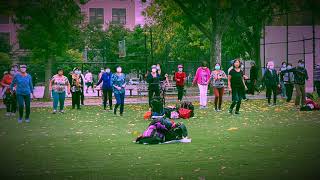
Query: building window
112 8 126 25
89 8 104 24
0 15 10 24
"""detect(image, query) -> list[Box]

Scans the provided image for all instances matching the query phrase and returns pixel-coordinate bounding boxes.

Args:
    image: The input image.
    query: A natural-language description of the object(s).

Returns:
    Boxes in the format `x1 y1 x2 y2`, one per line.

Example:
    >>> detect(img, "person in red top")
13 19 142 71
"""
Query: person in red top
174 65 186 102
1 68 16 116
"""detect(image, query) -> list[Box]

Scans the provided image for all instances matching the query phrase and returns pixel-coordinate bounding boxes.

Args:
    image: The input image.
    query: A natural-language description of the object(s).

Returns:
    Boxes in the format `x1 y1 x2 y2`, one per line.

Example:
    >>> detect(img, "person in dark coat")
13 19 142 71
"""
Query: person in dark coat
263 61 280 106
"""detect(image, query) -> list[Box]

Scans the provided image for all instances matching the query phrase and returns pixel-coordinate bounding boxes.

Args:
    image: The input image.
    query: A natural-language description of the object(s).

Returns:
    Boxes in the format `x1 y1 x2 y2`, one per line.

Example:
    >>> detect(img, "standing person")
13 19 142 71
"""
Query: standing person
1 69 16 116
282 63 295 102
85 70 94 93
263 61 280 106
49 69 71 114
279 62 287 98
97 67 113 111
314 63 320 98
10 64 35 123
249 62 259 95
112 66 126 116
228 59 248 115
79 69 85 105
281 60 308 107
211 63 227 111
147 65 161 107
174 65 186 102
70 68 83 110
193 61 211 109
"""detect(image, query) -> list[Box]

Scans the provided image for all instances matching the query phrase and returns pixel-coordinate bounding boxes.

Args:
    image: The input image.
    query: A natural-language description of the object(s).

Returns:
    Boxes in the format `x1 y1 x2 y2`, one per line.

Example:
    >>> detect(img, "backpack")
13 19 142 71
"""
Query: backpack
180 101 194 117
165 123 188 141
178 108 192 119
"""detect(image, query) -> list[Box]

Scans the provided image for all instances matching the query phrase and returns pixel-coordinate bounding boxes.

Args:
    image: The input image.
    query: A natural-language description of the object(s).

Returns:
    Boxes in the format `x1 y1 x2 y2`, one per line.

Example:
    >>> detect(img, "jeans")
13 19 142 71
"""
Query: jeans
102 89 113 110
52 91 66 111
229 86 244 112
280 81 286 97
114 93 125 114
284 84 294 102
198 84 208 107
148 88 160 107
295 84 306 106
71 91 81 109
17 94 31 119
266 85 277 104
177 85 184 101
214 87 224 110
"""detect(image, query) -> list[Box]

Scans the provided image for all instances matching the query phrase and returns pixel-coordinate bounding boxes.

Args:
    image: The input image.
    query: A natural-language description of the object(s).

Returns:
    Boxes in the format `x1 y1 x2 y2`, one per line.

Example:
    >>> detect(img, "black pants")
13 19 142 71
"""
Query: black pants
86 82 94 93
148 88 160 107
80 88 84 105
229 86 244 112
17 94 30 119
285 84 294 102
177 85 184 101
249 80 259 95
72 91 81 109
266 85 277 104
103 89 113 110
4 92 17 113
315 81 320 98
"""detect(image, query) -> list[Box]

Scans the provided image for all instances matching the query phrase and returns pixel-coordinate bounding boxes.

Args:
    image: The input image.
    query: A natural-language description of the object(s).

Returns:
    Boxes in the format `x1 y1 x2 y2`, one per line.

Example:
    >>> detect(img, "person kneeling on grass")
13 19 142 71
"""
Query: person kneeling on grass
228 59 247 115
49 68 71 114
112 66 126 116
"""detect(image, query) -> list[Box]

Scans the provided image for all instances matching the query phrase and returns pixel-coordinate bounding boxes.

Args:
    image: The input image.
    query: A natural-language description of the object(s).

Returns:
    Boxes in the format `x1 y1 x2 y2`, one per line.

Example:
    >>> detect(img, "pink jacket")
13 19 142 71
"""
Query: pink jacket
193 67 211 85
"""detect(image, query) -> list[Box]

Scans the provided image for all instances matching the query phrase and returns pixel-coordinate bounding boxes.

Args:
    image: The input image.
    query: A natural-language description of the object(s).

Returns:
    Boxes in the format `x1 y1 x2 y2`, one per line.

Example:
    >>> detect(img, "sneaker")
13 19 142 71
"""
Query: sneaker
18 118 23 123
199 106 204 109
215 108 218 112
217 109 222 112
52 110 57 114
203 106 208 109
235 111 240 115
228 109 233 114
5 112 11 116
25 118 30 123
59 110 64 113
268 103 272 107
273 103 277 106
11 113 16 116
244 98 249 101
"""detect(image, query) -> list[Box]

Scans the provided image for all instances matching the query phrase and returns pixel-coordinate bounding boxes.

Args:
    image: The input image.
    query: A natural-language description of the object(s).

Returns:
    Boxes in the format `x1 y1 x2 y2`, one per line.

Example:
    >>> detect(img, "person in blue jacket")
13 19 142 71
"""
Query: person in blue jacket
10 64 35 123
96 67 113 111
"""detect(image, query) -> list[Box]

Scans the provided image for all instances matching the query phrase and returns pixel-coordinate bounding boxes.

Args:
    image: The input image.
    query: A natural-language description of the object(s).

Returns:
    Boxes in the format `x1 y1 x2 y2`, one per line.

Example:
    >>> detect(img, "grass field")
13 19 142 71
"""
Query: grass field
0 99 319 180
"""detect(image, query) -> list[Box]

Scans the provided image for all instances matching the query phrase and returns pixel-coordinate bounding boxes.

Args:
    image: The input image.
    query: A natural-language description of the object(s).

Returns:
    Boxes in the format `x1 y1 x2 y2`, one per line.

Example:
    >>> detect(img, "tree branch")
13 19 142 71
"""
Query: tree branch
172 0 212 39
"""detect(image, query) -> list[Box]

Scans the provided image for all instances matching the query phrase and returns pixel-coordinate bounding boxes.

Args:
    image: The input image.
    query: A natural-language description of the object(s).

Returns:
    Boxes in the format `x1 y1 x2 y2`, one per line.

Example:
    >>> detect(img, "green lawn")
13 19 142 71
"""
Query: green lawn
0 99 320 180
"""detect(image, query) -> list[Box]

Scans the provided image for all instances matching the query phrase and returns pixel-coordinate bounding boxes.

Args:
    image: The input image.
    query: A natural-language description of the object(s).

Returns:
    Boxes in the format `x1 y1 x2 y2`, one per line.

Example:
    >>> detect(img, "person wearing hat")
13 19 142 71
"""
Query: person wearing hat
49 68 71 114
1 68 17 116
146 65 161 107
281 59 308 107
174 64 186 102
111 66 126 116
10 64 35 123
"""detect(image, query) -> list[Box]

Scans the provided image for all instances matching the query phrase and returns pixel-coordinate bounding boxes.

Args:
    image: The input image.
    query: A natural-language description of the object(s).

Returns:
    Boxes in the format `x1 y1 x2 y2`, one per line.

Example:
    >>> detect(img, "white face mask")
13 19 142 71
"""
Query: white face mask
156 66 160 70
287 65 292 69
215 65 220 70
151 68 157 73
282 64 287 68
20 68 27 73
10 71 15 75
178 68 183 72
116 67 122 73
106 69 110 73
299 63 304 67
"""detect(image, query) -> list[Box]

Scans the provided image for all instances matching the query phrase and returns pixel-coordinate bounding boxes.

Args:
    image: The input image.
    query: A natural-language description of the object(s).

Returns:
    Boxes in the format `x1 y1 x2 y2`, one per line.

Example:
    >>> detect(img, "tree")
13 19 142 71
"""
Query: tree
143 0 281 67
11 0 82 98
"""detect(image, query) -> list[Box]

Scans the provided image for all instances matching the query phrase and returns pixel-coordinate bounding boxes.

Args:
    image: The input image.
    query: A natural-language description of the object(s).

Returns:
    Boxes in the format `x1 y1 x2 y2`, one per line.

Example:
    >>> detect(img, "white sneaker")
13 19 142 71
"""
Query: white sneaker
5 112 11 116
52 110 57 114
10 113 16 116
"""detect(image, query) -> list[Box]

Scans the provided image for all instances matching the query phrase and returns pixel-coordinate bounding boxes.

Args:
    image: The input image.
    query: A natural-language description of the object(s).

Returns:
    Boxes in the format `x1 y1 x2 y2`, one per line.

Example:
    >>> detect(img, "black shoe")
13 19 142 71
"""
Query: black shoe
114 109 117 115
120 113 123 116
235 111 240 115
228 109 233 114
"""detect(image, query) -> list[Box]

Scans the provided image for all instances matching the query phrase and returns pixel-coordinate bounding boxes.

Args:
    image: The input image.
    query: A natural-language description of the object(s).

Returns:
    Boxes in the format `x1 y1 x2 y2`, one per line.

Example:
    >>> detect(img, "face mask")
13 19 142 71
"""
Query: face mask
299 63 304 67
10 71 14 75
75 70 80 75
20 68 27 73
116 68 122 73
156 66 160 70
215 65 220 70
106 69 110 73
269 65 274 70
287 65 292 69
282 64 286 67
101 70 104 73
178 68 183 72
151 68 157 73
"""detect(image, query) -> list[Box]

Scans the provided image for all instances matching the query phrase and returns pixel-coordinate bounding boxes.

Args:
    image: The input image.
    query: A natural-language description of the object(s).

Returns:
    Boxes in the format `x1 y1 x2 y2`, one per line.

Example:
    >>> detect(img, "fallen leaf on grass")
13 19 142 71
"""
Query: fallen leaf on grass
227 127 238 131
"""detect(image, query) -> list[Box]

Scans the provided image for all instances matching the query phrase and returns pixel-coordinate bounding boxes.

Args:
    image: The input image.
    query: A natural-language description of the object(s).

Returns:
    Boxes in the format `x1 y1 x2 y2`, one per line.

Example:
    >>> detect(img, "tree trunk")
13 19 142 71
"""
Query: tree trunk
210 32 222 66
44 57 52 99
